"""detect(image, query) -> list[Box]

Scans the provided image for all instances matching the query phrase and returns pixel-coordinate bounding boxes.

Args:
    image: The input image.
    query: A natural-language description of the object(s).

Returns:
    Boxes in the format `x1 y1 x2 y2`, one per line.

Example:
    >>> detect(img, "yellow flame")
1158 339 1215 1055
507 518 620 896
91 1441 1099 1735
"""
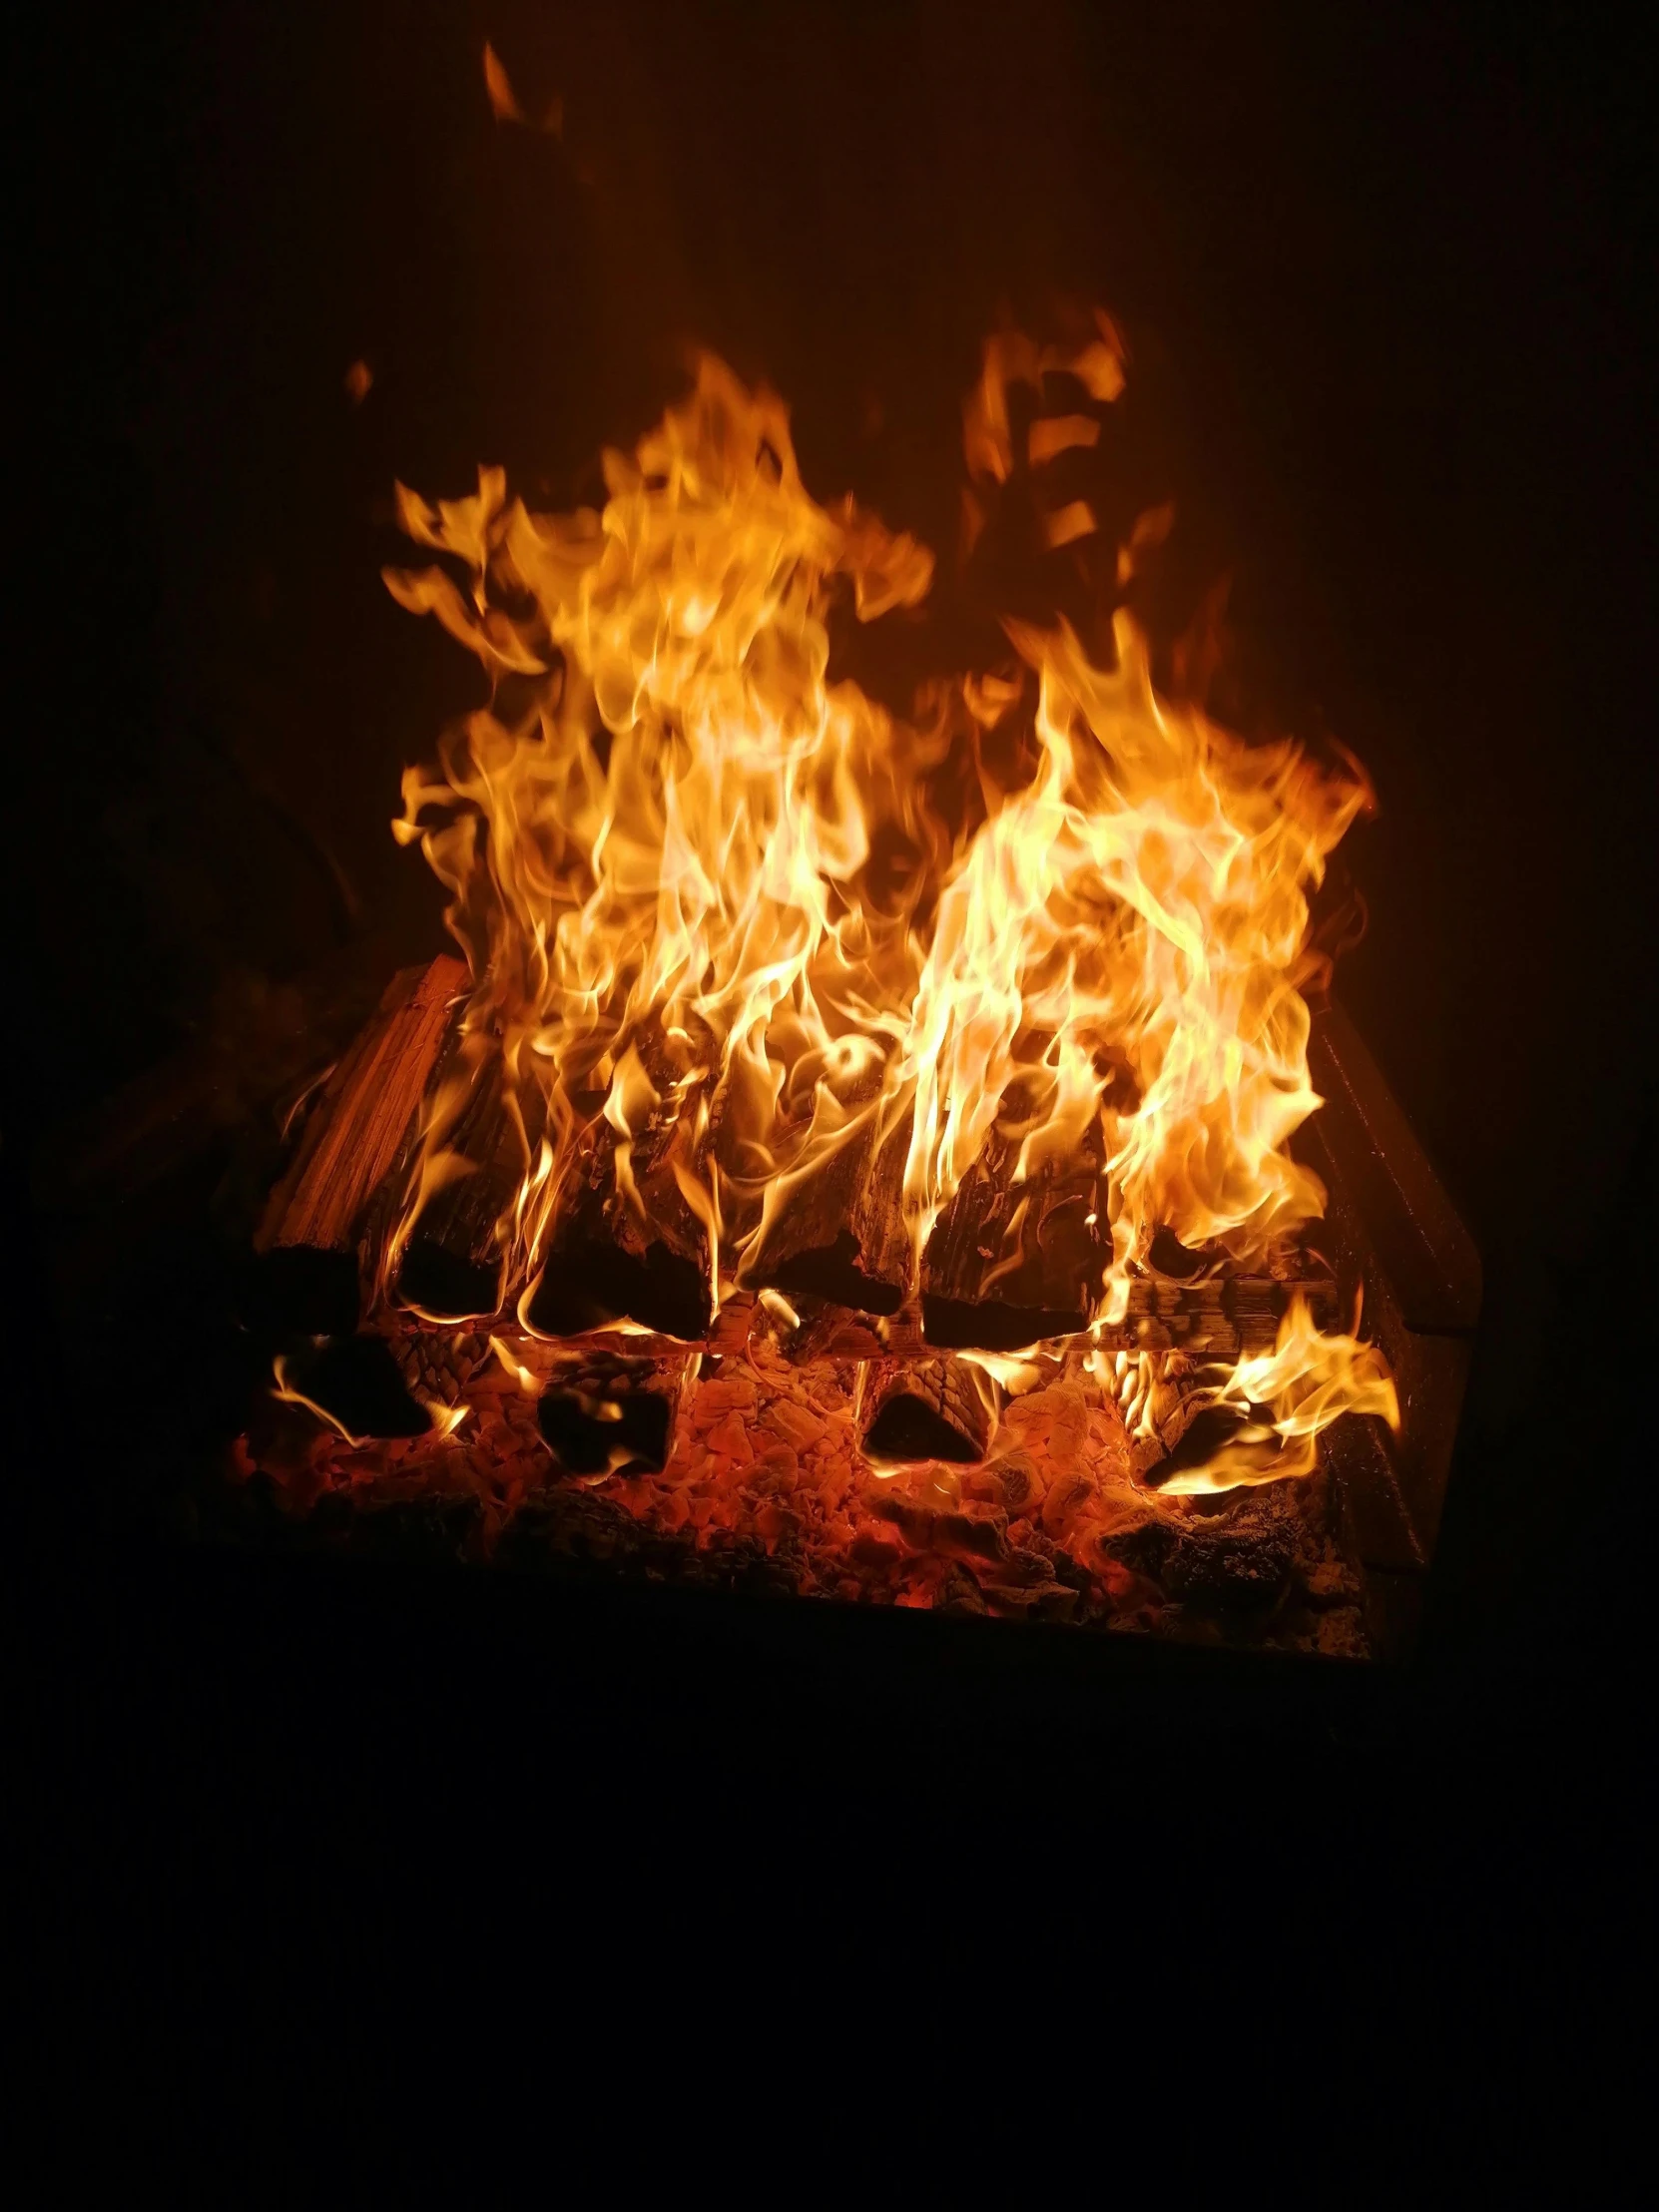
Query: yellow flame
756 1287 802 1332
271 1355 366 1449
1155 1294 1399 1495
423 1399 470 1441
489 1333 541 1394
385 323 1392 1489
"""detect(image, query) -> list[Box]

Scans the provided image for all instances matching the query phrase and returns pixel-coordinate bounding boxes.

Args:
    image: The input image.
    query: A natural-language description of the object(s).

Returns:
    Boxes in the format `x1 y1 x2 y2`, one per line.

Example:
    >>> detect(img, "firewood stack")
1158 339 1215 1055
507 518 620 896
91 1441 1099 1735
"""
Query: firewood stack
258 958 1333 1352
226 956 1369 1658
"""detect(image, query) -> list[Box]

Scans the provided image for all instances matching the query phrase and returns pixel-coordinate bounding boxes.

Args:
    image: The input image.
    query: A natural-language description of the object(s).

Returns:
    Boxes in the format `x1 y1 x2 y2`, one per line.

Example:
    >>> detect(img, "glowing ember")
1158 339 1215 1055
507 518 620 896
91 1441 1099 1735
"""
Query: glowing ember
380 323 1396 1492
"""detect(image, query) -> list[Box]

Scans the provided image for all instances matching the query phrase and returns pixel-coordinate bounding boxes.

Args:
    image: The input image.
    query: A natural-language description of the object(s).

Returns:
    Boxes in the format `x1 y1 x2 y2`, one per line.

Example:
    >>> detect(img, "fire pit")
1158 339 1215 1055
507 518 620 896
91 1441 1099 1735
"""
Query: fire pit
220 322 1478 1664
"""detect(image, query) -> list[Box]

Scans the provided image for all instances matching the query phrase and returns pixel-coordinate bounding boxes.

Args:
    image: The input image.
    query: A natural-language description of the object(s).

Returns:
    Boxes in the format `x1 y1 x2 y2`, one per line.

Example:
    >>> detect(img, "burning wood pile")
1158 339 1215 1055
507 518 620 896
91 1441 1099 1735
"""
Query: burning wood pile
225 318 1407 1656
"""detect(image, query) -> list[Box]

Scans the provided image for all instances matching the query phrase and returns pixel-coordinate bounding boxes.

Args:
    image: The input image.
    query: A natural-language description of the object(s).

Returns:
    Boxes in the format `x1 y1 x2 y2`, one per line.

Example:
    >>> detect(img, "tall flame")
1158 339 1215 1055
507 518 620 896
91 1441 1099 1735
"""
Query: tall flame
386 327 1391 1490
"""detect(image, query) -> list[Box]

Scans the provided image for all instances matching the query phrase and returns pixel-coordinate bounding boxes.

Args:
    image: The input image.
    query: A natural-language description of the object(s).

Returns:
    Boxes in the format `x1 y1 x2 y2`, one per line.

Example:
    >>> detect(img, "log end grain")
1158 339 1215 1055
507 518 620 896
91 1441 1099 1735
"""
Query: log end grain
862 1358 993 1465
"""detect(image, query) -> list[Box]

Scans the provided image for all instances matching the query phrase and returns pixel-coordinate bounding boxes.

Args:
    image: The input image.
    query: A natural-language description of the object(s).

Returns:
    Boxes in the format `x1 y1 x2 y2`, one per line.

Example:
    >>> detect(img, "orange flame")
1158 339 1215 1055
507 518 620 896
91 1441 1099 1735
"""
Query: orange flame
1153 1293 1399 1494
386 323 1391 1489
482 41 562 135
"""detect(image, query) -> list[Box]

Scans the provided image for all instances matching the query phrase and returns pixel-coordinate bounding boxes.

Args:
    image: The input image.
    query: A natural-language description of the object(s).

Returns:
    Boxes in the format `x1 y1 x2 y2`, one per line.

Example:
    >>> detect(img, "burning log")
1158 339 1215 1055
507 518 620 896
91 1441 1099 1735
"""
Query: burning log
257 955 465 1283
525 1029 715 1341
1104 1487 1300 1614
766 1103 1105 1350
392 1051 524 1322
861 1357 993 1464
745 1071 907 1318
918 1128 1107 1348
924 1114 1106 1336
525 1232 711 1343
272 1334 431 1441
536 1352 690 1476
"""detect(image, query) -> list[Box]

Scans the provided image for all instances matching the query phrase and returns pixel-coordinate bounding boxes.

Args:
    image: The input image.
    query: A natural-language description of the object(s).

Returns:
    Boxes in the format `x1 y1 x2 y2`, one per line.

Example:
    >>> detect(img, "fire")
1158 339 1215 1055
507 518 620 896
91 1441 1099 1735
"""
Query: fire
1134 1293 1399 1496
384 323 1392 1492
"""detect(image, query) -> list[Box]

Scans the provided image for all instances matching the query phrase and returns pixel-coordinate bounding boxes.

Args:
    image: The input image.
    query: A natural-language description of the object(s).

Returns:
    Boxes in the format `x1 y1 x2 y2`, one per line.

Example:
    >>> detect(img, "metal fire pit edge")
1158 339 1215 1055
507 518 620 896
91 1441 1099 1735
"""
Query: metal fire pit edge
1306 1000 1481 1663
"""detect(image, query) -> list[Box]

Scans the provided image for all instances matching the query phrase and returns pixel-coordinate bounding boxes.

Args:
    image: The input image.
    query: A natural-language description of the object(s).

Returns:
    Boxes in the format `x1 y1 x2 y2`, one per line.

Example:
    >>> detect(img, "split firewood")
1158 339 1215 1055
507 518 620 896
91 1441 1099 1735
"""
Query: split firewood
919 1124 1108 1348
524 1234 712 1342
525 1025 714 1340
845 1107 914 1301
1139 1487 1299 1612
257 954 466 1260
535 1351 693 1477
392 1035 530 1321
744 1068 906 1317
860 1357 993 1464
276 1334 432 1440
757 1092 1104 1348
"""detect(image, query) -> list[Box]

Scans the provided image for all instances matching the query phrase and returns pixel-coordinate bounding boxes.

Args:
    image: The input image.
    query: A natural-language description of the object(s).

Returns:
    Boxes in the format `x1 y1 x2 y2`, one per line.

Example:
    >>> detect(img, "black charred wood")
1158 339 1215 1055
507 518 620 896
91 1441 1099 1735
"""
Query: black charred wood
538 1382 674 1476
525 1238 711 1341
862 1358 991 1464
394 1240 503 1323
285 1335 431 1439
766 1231 904 1317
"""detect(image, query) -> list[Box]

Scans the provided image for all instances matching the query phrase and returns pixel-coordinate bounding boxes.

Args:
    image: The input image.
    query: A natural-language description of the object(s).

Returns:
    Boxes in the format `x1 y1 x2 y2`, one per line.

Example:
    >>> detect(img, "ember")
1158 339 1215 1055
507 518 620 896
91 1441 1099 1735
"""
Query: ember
233 297 1426 1656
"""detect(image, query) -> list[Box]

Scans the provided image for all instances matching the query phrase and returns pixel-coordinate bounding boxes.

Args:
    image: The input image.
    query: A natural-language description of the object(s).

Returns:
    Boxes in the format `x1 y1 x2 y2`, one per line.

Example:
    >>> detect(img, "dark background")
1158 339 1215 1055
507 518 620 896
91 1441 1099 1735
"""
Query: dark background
8 0 1655 2125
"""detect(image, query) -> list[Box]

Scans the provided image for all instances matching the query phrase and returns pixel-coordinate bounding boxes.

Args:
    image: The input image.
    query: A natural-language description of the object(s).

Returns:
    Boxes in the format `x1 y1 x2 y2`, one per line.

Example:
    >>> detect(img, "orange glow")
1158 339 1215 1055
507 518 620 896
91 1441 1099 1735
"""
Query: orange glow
384 323 1392 1493
1153 1293 1399 1494
482 41 562 134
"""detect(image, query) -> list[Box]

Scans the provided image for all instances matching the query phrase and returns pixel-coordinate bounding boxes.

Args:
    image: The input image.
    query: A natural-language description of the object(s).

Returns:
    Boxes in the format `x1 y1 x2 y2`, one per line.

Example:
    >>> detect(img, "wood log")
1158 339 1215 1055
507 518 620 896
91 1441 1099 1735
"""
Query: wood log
257 955 466 1258
536 1350 692 1475
525 1025 714 1340
525 1235 712 1342
917 1098 1111 1344
1093 1265 1337 1357
779 1097 1111 1348
861 1357 993 1464
392 1039 526 1321
742 1072 906 1316
276 1334 432 1440
846 1107 913 1298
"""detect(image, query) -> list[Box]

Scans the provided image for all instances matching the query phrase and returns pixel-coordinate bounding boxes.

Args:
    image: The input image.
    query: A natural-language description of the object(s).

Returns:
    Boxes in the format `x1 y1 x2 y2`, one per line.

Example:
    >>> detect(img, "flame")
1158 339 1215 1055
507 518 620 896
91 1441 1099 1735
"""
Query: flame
1154 1293 1399 1495
272 1355 367 1449
482 42 562 135
385 321 1393 1491
488 1333 541 1395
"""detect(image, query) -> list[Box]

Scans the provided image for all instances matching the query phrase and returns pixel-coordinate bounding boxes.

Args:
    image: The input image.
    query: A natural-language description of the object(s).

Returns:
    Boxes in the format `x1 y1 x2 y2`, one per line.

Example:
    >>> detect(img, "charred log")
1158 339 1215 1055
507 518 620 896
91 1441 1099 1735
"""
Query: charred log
281 1335 431 1440
526 1026 715 1338
524 1237 711 1342
766 1230 903 1317
919 1129 1106 1338
921 1291 1092 1351
393 1049 527 1321
537 1353 683 1475
1106 1488 1299 1614
861 1357 992 1464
